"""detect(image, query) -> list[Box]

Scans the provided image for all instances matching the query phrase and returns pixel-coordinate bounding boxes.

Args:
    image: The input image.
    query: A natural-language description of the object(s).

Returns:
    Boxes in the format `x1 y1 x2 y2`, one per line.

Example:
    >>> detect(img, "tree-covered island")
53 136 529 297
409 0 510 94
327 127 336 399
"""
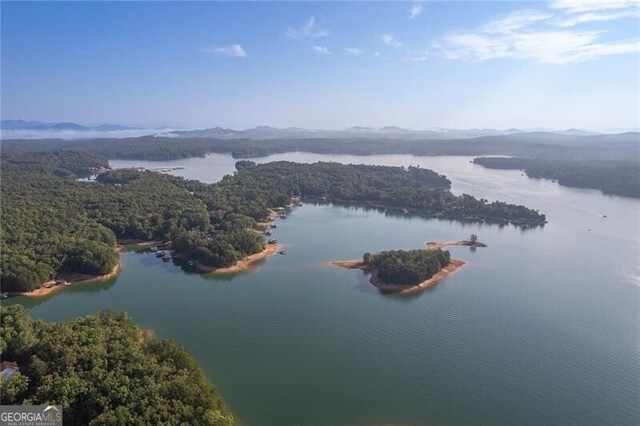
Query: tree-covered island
333 248 464 294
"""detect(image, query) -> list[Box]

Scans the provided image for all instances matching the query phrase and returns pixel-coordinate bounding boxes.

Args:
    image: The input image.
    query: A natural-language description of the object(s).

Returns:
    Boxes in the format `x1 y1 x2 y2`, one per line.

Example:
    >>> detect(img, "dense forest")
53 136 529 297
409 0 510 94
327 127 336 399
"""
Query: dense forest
0 305 234 425
225 161 545 225
1 151 544 292
364 249 452 286
0 154 264 292
2 131 638 161
473 157 640 198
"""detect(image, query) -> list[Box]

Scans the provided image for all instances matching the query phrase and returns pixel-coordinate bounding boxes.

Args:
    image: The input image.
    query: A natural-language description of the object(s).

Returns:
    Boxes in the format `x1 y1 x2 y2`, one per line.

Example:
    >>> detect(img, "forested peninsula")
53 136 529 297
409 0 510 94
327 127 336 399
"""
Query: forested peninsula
473 157 640 198
0 305 234 425
1 151 544 293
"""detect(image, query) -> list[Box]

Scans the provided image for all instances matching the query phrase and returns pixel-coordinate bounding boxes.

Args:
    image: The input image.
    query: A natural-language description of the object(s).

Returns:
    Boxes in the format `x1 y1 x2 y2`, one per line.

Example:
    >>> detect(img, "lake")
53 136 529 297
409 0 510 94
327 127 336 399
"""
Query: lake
8 153 639 425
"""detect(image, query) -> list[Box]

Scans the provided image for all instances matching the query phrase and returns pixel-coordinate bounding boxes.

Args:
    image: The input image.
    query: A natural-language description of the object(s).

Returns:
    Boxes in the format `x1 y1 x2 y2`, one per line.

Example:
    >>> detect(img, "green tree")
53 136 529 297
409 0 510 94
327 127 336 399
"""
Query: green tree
0 306 235 425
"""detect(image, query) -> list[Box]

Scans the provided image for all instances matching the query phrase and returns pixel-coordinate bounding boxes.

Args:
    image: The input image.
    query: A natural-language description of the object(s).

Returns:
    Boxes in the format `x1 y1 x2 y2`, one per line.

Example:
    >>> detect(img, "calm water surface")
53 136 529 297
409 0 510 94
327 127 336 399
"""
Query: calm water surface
10 153 639 425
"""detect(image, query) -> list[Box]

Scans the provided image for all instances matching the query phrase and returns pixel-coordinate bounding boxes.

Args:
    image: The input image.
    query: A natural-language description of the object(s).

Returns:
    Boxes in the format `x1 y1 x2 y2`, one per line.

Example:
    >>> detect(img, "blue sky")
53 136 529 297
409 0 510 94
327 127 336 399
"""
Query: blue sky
2 1 638 130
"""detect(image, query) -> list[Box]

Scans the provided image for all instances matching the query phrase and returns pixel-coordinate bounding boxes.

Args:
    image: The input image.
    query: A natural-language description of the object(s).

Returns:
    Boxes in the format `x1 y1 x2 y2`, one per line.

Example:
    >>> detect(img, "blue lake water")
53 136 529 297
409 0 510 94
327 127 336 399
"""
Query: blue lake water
9 153 639 425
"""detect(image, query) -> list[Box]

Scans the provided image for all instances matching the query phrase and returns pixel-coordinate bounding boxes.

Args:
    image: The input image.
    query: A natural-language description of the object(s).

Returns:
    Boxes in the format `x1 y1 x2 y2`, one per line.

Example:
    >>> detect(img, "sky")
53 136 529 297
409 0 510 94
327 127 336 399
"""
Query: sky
1 1 639 130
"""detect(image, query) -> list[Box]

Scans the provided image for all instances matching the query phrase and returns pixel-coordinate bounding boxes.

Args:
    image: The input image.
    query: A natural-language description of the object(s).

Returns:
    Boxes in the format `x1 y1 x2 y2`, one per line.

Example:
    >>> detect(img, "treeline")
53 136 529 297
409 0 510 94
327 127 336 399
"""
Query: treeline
0 305 234 425
363 249 451 286
473 157 640 198
1 152 544 292
1 150 108 176
2 132 638 161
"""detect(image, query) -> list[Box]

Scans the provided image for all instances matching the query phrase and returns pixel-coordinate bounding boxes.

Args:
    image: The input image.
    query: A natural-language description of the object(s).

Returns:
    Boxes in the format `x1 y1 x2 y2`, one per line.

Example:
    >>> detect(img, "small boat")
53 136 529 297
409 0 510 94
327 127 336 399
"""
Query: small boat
187 260 195 266
280 214 287 219
150 247 159 253
264 230 272 236
270 224 277 228
162 254 172 262
268 239 278 244
155 251 165 257
402 208 409 214
278 250 287 255
298 203 303 207
1 292 9 299
602 214 607 218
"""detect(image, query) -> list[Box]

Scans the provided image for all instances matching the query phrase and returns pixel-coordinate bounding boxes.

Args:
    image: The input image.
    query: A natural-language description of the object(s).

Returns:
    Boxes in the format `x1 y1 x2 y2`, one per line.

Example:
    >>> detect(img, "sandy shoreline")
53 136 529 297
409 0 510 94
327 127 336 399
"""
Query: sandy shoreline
369 259 465 294
19 261 122 298
195 244 281 274
426 240 487 251
117 239 168 250
330 254 467 295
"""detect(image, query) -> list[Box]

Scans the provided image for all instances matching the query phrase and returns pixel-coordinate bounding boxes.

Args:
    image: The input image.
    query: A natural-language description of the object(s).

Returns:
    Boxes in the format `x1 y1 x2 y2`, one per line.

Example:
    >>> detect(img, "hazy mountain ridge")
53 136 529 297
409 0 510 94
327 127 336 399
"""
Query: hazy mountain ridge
2 120 634 142
1 120 140 131
166 125 601 140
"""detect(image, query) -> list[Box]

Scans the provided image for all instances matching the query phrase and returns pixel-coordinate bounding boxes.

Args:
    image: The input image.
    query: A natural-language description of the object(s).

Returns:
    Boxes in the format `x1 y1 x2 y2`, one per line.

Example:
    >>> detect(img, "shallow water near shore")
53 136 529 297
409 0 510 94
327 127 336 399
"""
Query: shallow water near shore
8 153 639 425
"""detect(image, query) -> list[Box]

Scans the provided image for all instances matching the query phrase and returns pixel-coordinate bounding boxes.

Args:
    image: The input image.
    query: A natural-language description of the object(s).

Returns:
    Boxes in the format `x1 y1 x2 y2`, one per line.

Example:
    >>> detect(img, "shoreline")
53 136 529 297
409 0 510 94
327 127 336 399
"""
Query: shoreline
195 244 281 274
302 198 546 226
19 261 122 298
256 209 280 228
371 259 465 294
117 239 168 250
426 240 487 251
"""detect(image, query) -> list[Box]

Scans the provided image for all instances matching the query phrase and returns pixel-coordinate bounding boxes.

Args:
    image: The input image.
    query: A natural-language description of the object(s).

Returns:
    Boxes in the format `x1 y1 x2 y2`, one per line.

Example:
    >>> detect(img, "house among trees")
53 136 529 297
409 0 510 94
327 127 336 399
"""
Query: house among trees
1 361 19 378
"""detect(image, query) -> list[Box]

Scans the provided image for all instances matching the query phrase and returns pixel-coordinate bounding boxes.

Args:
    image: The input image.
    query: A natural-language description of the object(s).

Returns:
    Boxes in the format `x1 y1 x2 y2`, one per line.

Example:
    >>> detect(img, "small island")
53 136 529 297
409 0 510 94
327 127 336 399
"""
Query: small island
332 236 485 294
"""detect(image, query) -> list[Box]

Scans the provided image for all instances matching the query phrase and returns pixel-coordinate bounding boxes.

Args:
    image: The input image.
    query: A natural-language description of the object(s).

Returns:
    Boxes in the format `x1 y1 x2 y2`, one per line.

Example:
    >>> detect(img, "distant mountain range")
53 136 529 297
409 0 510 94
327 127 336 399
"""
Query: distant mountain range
1 120 620 141
1 120 140 132
166 125 599 140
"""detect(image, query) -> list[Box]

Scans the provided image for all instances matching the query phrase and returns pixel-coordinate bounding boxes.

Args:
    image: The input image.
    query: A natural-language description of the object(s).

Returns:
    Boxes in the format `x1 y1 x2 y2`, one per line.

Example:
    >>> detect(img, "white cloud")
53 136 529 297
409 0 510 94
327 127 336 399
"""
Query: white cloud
409 4 424 19
438 29 640 64
435 3 640 64
286 16 329 39
558 8 640 26
549 0 638 14
481 10 554 34
312 45 331 55
343 47 365 56
380 33 403 47
372 51 381 57
202 44 246 58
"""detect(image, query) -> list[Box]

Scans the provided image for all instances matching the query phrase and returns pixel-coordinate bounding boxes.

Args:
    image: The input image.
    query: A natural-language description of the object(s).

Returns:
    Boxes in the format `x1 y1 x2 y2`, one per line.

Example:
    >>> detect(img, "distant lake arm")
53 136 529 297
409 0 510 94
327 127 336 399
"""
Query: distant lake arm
473 157 640 198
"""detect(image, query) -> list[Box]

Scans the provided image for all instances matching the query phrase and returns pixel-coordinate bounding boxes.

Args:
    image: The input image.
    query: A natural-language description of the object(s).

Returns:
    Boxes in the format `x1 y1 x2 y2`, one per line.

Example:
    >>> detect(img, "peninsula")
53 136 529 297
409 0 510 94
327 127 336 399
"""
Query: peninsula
195 243 281 274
